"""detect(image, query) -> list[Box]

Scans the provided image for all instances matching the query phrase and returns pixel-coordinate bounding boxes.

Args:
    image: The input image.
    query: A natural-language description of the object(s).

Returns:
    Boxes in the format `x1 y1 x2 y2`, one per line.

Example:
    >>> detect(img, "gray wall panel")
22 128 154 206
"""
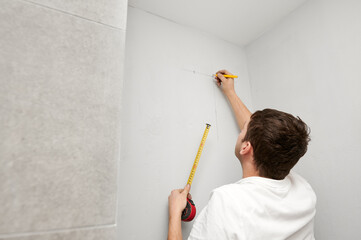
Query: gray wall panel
0 0 126 236
25 0 127 29
0 226 116 240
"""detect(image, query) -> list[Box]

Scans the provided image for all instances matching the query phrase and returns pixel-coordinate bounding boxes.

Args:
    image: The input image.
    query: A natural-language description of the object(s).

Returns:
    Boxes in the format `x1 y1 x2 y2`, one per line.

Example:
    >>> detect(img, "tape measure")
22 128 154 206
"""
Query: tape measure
181 123 211 222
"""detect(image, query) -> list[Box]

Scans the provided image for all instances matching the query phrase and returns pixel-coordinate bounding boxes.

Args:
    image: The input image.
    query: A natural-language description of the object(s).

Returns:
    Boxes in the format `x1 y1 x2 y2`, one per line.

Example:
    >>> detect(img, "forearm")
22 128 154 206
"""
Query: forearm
225 90 252 130
168 215 182 240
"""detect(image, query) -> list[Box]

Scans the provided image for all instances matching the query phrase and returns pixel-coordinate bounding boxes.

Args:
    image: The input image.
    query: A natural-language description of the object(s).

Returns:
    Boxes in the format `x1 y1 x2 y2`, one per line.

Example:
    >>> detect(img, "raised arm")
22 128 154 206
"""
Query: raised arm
215 69 252 130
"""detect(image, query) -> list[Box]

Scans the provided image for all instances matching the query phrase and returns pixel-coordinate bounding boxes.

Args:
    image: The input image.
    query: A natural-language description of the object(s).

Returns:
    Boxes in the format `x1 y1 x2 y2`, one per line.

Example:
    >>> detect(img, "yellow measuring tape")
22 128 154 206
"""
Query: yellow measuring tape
187 123 211 185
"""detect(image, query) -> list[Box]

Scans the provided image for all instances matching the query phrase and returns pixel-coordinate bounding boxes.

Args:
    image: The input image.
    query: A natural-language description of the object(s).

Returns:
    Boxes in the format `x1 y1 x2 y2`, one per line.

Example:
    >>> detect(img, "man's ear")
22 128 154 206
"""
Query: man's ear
240 141 252 155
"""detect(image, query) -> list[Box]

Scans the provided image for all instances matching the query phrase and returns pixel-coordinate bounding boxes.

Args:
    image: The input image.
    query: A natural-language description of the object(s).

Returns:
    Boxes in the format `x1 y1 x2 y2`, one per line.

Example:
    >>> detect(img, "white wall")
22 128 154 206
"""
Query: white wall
246 0 361 239
118 7 253 239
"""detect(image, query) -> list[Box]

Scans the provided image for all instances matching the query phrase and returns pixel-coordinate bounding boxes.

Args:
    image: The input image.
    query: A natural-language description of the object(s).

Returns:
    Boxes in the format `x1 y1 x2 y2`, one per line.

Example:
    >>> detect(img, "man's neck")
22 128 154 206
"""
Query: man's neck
241 162 260 179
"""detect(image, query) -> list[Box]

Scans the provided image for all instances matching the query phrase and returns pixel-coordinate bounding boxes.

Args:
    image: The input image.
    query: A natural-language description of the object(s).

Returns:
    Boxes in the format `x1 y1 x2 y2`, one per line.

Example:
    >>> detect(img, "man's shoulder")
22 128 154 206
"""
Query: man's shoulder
208 182 256 207
289 171 317 202
211 182 247 195
210 172 316 205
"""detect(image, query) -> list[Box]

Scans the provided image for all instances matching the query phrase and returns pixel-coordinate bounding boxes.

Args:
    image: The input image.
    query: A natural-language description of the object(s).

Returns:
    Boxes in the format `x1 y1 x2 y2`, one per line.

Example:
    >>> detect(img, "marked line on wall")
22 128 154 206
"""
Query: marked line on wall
180 68 220 141
212 81 220 141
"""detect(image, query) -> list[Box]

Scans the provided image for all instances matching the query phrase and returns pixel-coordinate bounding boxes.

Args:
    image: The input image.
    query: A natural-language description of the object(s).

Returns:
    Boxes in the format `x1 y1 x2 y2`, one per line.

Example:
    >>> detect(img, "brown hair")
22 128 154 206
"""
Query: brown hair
243 109 310 180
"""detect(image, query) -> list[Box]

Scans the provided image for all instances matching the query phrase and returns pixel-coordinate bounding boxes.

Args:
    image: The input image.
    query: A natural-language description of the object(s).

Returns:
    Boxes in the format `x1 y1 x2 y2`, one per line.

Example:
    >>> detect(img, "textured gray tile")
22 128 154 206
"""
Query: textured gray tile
25 0 128 29
0 0 125 234
0 226 116 240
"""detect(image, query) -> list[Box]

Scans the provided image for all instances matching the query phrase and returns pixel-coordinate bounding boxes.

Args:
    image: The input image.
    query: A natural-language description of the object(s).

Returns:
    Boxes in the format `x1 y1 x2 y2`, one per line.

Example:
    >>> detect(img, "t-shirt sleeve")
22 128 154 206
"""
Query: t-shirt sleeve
187 189 233 240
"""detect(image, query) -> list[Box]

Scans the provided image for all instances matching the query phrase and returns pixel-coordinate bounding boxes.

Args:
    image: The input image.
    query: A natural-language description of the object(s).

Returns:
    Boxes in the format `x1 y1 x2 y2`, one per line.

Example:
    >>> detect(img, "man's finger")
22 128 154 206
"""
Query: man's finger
187 193 192 200
217 73 227 82
172 189 183 195
182 184 191 196
217 69 232 75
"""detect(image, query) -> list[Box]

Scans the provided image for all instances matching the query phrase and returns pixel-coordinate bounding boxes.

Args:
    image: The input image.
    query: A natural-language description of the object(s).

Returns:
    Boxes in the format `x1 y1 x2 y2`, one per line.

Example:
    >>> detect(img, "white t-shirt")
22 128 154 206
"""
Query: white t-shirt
188 171 316 240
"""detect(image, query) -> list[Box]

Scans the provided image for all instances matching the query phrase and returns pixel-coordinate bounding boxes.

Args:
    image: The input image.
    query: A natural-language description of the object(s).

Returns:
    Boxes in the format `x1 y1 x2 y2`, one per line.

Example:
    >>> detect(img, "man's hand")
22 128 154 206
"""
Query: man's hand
168 184 191 219
215 69 235 95
167 184 192 240
215 69 252 130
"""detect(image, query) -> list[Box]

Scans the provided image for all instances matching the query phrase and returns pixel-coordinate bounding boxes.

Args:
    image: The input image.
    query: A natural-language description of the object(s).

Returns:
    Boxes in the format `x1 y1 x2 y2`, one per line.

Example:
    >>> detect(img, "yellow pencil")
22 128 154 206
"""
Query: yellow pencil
213 74 238 78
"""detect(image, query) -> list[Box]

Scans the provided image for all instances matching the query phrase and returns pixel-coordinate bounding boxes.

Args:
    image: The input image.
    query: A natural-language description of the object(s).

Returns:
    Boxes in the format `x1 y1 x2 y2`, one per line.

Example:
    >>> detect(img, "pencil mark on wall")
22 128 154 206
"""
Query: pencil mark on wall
212 81 220 141
180 68 219 140
181 68 213 78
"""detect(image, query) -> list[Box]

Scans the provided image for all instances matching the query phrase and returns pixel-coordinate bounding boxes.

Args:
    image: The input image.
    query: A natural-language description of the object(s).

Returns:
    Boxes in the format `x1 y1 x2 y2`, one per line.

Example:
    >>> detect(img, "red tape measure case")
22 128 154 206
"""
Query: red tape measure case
181 198 196 222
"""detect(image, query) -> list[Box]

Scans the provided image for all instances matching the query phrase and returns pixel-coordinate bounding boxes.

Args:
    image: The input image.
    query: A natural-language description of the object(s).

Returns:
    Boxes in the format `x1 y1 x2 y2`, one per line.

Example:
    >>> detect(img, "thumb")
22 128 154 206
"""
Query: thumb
183 184 191 195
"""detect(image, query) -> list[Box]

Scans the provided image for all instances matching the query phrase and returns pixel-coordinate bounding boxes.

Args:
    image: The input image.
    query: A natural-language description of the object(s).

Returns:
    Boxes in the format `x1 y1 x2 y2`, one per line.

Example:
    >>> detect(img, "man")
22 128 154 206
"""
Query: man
168 69 316 240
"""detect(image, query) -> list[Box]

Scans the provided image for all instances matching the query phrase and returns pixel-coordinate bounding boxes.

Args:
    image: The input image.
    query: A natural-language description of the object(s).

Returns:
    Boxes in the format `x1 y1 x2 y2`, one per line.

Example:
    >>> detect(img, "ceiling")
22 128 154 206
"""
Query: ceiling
128 0 308 46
